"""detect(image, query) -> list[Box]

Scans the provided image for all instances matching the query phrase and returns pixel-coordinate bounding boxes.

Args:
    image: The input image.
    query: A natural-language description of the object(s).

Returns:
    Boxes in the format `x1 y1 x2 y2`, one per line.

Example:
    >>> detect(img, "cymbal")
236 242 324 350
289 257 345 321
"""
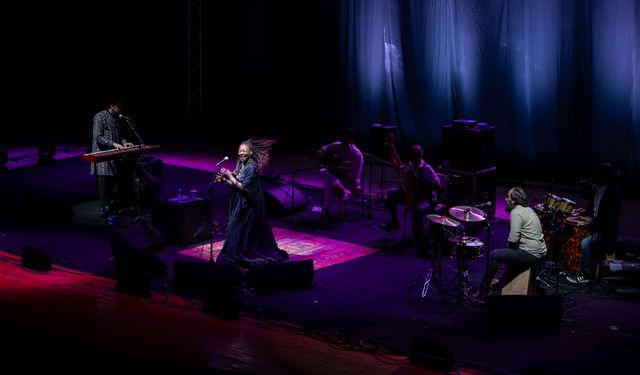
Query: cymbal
449 206 487 222
426 214 460 227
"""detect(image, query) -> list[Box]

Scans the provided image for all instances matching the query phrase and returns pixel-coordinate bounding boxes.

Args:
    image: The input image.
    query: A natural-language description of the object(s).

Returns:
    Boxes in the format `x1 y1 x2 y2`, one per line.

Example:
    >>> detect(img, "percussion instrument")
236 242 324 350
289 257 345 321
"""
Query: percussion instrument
544 194 562 210
426 214 460 227
557 198 576 216
448 206 487 222
562 216 592 274
448 236 484 259
534 203 565 260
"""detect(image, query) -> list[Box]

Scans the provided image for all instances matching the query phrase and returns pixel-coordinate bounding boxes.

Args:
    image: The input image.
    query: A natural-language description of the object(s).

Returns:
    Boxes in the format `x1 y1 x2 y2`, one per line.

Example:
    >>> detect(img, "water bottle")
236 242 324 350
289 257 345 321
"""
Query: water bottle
177 187 184 202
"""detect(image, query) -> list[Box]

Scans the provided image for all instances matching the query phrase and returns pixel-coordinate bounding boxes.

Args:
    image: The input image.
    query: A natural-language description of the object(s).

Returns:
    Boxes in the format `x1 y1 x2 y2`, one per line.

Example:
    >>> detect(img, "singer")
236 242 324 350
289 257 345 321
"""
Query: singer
90 96 135 216
214 137 289 267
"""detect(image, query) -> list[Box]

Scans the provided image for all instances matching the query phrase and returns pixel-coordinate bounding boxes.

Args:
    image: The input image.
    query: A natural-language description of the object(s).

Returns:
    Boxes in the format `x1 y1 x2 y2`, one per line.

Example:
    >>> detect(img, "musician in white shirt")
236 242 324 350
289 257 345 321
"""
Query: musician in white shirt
317 128 363 221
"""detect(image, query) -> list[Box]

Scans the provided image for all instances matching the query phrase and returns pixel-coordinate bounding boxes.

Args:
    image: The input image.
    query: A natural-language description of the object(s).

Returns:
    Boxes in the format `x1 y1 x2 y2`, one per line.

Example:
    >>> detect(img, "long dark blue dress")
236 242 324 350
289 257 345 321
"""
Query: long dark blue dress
216 159 289 267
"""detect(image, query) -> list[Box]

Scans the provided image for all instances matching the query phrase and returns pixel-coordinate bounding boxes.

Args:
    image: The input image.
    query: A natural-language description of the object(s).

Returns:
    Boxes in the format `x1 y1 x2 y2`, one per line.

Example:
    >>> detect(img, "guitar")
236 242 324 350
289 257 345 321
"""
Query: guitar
384 133 426 209
318 152 351 179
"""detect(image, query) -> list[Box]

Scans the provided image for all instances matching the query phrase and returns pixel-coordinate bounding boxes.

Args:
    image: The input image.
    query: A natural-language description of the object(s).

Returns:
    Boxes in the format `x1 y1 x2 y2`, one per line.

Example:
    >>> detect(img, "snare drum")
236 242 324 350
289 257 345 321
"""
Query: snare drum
545 194 562 210
557 198 576 215
448 236 484 259
562 216 592 274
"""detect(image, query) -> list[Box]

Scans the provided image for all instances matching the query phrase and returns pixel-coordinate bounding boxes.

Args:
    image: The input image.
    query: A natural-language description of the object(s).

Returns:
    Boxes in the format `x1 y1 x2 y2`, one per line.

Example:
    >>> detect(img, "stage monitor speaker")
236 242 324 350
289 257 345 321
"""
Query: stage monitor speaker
263 182 310 218
245 259 314 293
442 123 495 171
21 246 52 272
488 295 563 335
410 336 454 372
151 197 210 246
174 260 243 319
173 260 242 294
369 123 397 159
110 219 167 255
111 220 168 296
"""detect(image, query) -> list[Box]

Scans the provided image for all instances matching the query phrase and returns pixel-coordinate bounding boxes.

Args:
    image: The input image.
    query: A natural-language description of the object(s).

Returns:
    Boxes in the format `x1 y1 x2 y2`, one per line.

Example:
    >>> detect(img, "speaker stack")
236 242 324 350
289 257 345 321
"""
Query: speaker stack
369 124 397 160
441 120 496 215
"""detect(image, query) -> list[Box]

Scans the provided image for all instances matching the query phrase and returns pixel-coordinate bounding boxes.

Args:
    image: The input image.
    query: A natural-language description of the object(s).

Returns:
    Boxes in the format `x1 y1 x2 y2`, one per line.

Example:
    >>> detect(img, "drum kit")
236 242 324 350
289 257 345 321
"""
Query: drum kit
416 205 489 305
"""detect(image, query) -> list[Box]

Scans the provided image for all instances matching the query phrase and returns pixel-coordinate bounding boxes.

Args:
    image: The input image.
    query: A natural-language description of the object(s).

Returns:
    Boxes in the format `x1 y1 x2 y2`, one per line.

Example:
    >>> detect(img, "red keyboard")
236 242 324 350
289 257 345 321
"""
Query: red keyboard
80 144 160 163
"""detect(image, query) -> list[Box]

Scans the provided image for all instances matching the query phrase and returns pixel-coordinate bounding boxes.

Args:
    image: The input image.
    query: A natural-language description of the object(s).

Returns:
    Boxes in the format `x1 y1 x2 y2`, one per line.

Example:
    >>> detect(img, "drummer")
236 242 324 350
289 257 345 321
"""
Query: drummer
477 187 547 297
566 163 621 284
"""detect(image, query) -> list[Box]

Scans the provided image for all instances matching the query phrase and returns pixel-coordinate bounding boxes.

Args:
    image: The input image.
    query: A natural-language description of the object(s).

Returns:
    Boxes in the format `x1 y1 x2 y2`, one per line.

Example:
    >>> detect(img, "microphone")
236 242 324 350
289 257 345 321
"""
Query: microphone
119 114 131 120
216 156 229 168
474 201 493 209
578 177 594 184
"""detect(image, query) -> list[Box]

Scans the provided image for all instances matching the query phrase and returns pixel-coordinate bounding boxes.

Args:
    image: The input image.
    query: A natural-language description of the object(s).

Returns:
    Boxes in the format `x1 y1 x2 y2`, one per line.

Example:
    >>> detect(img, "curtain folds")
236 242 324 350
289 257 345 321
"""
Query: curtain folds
340 0 640 182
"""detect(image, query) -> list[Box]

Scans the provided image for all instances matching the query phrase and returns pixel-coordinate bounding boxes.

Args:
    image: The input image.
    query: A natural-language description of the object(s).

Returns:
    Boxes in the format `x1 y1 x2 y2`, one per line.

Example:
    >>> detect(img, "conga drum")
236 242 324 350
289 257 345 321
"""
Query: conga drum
534 203 558 253
544 194 562 211
562 216 592 274
557 198 576 216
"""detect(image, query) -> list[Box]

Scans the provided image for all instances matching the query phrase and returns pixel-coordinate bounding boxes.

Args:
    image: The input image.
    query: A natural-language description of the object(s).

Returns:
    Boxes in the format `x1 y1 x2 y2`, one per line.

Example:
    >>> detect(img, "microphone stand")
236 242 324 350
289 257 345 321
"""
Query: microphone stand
204 167 221 264
122 117 145 146
122 116 146 217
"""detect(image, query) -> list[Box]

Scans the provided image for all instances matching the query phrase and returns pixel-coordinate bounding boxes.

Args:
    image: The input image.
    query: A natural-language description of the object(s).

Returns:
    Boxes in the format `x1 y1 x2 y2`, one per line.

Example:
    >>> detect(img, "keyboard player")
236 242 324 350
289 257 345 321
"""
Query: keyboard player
90 97 135 216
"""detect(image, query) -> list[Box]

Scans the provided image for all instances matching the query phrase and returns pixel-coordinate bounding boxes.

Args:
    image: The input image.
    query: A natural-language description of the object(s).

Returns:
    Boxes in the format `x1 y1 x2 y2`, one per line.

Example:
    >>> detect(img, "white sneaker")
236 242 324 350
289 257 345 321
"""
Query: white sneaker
566 274 589 284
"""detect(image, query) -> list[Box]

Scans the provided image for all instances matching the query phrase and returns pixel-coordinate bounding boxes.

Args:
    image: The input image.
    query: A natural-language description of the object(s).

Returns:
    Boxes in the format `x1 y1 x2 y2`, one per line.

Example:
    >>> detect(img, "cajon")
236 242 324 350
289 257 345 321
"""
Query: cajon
501 265 532 295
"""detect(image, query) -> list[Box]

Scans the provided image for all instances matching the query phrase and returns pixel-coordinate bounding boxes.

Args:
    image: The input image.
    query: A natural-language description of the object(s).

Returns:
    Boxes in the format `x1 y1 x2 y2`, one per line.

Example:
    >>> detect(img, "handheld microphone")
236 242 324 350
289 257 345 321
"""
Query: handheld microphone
216 156 229 168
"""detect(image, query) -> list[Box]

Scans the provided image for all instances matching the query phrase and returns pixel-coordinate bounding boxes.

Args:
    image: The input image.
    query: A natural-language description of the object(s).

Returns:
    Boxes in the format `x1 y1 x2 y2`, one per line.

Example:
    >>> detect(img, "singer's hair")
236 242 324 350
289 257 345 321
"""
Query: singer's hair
242 137 277 170
508 186 528 207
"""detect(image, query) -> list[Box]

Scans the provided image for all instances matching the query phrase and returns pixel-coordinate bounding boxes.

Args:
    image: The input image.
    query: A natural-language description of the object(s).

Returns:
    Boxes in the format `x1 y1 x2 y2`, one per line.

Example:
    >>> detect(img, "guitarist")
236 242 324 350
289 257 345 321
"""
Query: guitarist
318 128 364 220
382 139 440 243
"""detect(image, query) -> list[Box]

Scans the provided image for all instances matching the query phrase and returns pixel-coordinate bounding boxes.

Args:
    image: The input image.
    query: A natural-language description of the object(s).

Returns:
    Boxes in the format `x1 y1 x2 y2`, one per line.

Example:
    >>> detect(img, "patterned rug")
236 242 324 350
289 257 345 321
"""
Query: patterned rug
177 227 378 270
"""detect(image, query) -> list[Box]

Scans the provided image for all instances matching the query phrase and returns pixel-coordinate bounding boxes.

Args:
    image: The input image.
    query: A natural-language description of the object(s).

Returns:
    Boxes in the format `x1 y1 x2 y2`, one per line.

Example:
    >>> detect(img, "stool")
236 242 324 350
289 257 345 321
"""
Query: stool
501 264 533 295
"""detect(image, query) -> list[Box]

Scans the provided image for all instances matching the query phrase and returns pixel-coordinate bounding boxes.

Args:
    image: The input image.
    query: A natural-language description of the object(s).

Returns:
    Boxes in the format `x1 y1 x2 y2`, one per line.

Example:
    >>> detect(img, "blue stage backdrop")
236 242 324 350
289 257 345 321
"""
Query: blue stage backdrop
339 0 640 184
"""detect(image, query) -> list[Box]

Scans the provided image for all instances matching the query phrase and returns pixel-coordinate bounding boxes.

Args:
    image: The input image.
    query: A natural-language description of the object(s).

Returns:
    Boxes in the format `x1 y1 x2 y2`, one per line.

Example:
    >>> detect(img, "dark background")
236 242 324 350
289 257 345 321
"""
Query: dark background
3 0 639 191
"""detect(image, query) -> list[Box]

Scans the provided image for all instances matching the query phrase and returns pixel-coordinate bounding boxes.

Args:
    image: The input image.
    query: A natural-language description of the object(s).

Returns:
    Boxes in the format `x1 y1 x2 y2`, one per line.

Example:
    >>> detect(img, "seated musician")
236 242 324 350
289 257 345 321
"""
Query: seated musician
381 141 440 243
477 187 547 297
318 128 363 220
90 97 135 215
566 163 621 284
